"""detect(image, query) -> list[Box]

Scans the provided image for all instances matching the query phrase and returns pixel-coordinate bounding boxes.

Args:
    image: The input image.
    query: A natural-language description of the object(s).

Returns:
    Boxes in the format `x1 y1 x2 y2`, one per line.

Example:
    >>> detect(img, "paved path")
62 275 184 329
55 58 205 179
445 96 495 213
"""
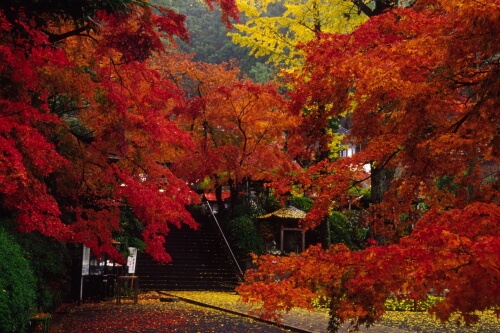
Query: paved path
50 298 293 333
163 291 414 333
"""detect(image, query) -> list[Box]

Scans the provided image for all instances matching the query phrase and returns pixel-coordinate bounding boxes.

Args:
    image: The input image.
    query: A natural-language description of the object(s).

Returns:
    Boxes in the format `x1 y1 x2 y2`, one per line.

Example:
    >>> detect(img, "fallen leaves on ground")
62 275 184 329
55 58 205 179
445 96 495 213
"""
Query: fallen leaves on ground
165 291 499 333
50 292 292 333
380 310 500 333
50 292 499 333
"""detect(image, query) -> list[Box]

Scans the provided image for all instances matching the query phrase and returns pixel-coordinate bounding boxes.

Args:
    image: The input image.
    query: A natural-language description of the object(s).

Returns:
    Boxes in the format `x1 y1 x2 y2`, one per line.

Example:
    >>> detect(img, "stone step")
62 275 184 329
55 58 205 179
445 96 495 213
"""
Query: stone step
136 214 241 291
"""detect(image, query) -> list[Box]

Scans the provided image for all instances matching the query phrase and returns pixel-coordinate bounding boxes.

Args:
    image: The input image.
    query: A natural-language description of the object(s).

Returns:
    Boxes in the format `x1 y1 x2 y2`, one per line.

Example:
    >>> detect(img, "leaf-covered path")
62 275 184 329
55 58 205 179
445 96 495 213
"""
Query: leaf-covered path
173 291 498 333
50 292 411 333
50 294 292 333
50 292 499 333
163 291 413 333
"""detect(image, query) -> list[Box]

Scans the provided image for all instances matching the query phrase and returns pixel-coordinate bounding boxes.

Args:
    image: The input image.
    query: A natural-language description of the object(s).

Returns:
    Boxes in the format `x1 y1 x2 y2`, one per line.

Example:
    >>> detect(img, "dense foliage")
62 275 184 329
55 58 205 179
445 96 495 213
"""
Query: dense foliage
0 0 238 263
230 0 367 70
164 51 299 209
0 228 36 333
223 215 266 258
10 228 71 312
154 0 266 77
237 0 499 331
0 0 498 332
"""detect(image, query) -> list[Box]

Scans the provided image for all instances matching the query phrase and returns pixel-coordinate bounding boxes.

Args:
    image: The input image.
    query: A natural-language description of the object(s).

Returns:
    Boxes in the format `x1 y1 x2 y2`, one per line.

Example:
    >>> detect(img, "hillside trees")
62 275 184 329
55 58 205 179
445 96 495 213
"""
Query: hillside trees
238 0 500 331
154 0 265 77
0 0 239 263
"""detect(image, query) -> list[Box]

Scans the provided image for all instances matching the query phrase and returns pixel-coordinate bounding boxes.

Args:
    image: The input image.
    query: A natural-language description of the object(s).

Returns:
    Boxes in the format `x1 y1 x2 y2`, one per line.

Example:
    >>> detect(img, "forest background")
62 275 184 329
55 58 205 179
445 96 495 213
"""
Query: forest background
0 1 498 332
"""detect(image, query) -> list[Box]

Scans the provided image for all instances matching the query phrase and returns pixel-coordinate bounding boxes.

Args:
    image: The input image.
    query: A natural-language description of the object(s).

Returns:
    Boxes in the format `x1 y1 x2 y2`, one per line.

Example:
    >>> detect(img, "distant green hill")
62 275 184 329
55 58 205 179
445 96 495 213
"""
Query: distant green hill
153 0 273 82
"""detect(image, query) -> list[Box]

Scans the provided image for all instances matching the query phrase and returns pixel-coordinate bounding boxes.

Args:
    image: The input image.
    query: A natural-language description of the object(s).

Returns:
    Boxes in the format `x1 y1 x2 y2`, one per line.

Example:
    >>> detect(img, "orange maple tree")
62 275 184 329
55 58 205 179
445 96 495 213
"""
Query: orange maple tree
159 52 299 209
238 0 499 331
0 0 238 262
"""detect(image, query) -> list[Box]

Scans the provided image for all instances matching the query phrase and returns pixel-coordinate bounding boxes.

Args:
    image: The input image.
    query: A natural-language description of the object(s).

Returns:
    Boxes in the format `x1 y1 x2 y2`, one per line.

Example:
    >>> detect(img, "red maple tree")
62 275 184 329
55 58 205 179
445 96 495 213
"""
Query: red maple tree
238 0 499 331
0 1 238 262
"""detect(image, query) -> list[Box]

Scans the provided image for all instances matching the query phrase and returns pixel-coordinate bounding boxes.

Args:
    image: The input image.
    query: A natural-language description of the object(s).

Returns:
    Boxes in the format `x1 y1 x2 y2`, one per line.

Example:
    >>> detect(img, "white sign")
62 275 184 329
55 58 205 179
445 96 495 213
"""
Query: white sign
127 247 138 274
82 246 90 276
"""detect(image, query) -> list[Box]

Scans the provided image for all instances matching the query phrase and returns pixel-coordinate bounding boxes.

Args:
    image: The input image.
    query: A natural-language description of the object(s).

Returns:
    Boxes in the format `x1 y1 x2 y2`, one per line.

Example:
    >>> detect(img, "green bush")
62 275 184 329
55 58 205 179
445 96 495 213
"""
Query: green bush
290 196 313 212
0 229 36 333
224 216 265 258
12 231 70 312
328 211 359 249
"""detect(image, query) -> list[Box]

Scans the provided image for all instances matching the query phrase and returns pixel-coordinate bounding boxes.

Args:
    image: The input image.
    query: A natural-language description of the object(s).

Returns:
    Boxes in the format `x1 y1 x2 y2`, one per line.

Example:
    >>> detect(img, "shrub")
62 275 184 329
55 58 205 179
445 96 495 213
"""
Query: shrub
328 211 358 249
13 231 70 312
0 229 36 333
290 196 313 212
224 216 265 258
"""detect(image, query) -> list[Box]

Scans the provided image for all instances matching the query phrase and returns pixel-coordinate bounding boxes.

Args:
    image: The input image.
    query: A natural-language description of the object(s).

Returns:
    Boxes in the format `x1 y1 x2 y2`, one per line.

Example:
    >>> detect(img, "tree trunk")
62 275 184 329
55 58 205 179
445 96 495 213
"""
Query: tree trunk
370 164 396 244
215 179 225 213
228 178 239 213
371 165 395 204
319 218 331 249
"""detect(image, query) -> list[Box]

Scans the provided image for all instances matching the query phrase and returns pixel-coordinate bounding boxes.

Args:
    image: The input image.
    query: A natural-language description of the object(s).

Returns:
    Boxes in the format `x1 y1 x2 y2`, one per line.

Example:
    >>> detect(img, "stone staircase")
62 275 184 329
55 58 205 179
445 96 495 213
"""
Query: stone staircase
135 214 243 291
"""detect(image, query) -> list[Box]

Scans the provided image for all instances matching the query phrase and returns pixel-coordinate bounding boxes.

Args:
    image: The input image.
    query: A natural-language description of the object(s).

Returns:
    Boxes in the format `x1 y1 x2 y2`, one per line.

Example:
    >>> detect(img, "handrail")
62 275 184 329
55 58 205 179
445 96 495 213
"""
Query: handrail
205 201 244 277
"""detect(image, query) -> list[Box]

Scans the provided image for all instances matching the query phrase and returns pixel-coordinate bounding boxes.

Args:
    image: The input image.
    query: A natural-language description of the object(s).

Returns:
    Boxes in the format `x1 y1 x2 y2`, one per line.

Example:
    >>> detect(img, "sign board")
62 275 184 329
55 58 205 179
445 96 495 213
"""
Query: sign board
82 246 90 276
127 247 138 274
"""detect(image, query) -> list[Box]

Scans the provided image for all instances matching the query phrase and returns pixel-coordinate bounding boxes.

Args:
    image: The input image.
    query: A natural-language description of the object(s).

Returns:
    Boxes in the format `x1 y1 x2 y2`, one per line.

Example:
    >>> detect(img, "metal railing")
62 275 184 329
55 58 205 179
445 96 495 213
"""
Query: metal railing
205 201 244 277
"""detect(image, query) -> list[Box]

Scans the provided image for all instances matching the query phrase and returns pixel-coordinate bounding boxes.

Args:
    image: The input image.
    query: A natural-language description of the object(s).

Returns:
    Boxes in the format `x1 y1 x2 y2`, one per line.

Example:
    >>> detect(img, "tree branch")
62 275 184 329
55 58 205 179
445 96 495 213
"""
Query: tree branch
42 24 95 43
349 147 401 188
351 0 396 17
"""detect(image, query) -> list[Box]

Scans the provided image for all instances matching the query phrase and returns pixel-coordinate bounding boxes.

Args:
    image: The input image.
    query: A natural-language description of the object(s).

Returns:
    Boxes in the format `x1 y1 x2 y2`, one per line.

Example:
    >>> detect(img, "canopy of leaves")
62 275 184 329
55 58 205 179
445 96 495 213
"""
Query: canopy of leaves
238 0 500 331
158 51 299 194
230 0 368 70
276 0 500 230
0 0 239 263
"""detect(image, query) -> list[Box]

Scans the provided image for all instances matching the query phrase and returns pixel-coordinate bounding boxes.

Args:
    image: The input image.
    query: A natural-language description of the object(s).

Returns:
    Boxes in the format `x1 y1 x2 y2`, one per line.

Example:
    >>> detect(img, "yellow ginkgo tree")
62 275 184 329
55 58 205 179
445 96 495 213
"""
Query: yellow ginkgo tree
230 0 368 165
229 0 368 70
